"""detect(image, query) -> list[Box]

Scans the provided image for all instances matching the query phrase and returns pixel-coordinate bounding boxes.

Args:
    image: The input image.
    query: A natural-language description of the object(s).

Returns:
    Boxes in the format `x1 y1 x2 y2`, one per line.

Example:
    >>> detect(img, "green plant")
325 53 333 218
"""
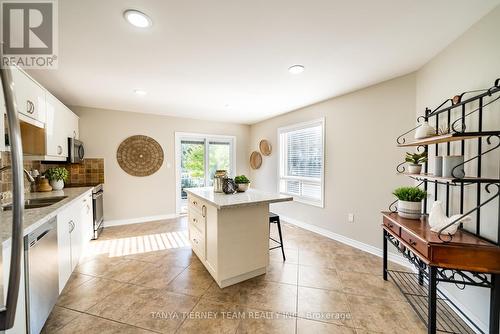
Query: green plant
405 151 428 165
44 167 69 182
392 187 427 202
234 175 250 184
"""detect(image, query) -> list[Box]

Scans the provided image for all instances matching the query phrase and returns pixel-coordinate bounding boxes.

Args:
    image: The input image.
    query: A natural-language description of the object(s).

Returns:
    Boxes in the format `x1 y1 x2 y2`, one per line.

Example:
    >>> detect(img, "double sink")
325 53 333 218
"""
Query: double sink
2 196 67 211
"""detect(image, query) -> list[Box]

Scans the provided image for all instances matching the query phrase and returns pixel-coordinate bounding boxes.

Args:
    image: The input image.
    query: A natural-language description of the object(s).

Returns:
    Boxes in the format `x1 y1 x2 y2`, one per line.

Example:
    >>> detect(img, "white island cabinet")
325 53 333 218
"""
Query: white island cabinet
185 187 292 288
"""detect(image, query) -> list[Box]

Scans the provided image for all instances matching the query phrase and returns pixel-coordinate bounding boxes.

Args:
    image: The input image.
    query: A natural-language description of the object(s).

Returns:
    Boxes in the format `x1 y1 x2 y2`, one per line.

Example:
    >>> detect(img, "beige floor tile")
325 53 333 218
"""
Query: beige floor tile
131 263 185 289
236 307 296 334
339 271 404 301
346 294 426 333
76 257 153 283
264 262 298 285
87 283 198 333
270 247 299 264
204 276 297 314
297 318 357 334
41 306 81 333
61 272 94 294
298 249 337 269
57 277 126 311
298 265 343 291
166 265 215 297
177 298 241 334
297 286 352 327
125 248 195 268
54 312 154 333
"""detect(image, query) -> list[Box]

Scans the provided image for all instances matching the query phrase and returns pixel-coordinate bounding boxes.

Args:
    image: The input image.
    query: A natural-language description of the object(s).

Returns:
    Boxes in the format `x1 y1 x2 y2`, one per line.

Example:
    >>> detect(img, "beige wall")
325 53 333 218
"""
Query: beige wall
249 73 416 249
415 6 500 331
73 107 250 222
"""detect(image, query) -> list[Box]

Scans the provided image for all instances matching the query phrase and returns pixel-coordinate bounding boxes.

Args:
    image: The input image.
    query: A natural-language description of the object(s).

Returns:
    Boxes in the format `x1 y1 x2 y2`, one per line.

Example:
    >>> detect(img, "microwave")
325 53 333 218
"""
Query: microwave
68 138 85 163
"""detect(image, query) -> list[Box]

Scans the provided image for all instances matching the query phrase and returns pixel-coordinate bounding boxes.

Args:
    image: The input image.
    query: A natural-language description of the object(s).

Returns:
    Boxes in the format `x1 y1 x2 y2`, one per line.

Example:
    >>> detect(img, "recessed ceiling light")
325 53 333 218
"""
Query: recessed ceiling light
134 89 147 96
288 64 305 74
123 9 152 28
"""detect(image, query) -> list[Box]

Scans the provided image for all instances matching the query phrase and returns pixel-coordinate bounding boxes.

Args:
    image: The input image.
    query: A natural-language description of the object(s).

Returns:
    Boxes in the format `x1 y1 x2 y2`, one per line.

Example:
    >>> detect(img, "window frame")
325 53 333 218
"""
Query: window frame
277 118 325 208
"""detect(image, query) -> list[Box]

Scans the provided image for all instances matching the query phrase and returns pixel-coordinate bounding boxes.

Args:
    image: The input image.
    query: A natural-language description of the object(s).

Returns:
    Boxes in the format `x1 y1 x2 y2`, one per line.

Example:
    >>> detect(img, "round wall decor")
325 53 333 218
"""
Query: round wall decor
116 135 164 177
259 139 272 156
250 151 262 169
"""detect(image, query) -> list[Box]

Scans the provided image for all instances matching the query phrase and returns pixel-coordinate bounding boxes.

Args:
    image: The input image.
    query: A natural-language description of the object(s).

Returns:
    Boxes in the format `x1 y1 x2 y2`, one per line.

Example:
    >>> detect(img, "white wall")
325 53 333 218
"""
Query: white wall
416 5 500 331
73 107 250 222
249 73 416 249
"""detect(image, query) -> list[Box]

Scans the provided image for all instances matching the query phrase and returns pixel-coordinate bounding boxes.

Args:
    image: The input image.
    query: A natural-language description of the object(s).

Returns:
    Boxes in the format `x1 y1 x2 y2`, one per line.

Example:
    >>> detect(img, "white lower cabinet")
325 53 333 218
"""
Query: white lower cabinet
57 192 91 293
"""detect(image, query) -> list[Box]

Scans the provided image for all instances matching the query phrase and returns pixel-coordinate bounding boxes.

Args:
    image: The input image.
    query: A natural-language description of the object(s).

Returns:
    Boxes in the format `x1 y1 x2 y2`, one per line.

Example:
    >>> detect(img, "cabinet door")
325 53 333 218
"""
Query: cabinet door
66 109 79 140
11 66 46 123
81 193 93 243
70 210 82 271
57 212 72 293
45 93 68 158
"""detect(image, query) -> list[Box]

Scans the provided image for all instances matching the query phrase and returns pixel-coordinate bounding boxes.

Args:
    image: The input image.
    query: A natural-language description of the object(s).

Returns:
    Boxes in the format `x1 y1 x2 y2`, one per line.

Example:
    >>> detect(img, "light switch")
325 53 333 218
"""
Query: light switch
348 213 354 223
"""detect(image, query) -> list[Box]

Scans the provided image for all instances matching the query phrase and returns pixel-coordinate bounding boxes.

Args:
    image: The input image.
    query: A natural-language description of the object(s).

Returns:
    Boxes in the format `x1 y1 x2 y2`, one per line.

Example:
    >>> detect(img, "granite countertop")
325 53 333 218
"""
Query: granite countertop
0 187 93 246
185 187 293 209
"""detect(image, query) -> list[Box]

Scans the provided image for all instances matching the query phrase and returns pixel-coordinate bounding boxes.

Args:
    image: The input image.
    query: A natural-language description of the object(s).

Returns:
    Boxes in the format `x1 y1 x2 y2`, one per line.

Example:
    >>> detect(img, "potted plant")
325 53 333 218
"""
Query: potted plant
44 167 69 191
392 186 427 219
405 151 427 174
234 175 251 192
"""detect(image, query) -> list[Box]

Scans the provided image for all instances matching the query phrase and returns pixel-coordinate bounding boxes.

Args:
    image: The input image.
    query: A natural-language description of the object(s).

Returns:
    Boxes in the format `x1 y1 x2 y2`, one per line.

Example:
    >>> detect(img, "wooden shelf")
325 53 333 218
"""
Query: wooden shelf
397 131 499 147
403 173 500 184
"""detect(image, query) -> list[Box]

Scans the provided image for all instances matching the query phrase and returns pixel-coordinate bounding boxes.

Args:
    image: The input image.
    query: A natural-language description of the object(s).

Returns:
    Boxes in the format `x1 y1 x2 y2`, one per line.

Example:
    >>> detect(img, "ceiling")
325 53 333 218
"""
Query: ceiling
27 0 500 124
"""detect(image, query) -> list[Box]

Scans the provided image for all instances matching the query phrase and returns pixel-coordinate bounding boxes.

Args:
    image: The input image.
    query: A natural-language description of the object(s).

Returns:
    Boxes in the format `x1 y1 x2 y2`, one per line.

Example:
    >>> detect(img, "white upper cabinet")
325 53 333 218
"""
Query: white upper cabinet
45 92 70 159
11 66 46 126
66 108 79 140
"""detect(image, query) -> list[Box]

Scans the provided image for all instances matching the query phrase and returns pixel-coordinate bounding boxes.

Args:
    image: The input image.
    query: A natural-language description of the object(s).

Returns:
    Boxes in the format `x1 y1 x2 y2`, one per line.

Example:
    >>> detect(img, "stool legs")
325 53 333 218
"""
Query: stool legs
276 217 286 261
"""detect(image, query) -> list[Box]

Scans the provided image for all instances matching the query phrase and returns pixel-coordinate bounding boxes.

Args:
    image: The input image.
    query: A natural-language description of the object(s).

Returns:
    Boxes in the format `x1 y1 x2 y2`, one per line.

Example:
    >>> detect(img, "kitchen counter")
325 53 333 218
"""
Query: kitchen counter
184 187 293 209
185 187 293 288
0 187 93 245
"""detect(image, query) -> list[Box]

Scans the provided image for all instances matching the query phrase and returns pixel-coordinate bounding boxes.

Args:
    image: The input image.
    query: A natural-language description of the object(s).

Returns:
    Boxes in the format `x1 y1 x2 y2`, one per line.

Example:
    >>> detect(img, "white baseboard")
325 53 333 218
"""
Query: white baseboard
280 214 487 333
104 213 182 227
279 214 410 268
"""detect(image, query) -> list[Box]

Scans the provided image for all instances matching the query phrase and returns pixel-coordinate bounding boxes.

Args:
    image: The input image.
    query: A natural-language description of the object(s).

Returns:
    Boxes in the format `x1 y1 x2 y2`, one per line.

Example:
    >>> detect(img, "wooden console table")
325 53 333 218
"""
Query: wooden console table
382 212 500 334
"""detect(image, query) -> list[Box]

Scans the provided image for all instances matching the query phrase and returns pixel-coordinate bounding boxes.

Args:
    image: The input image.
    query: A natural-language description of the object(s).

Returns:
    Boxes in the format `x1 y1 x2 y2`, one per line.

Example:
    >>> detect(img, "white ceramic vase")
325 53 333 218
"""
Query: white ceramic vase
415 121 436 139
397 200 422 219
50 179 64 190
407 164 422 174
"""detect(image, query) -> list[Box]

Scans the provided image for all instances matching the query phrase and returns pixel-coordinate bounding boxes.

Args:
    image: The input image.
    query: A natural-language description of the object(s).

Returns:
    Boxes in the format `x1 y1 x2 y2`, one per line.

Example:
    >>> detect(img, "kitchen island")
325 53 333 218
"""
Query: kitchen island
185 187 293 288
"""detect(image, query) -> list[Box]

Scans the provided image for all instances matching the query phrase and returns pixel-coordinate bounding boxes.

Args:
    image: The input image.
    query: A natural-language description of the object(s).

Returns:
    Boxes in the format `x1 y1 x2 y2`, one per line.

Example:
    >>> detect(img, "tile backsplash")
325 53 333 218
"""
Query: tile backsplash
0 152 104 201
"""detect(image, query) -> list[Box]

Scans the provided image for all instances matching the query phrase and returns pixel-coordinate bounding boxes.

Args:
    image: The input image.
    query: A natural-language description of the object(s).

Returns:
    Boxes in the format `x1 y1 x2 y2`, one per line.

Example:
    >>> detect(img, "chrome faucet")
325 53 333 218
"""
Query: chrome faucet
0 165 36 183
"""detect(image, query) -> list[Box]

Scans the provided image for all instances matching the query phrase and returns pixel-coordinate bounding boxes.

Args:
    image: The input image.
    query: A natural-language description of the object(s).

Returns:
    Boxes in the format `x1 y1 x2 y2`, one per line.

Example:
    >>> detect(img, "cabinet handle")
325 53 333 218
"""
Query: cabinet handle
26 100 35 114
192 238 198 244
57 145 63 155
202 205 206 218
193 200 197 205
192 218 197 223
68 220 75 233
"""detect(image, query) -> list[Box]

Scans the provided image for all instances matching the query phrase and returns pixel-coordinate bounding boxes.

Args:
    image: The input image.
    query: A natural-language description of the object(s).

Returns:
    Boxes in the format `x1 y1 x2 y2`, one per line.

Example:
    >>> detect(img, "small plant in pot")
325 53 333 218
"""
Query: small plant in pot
234 175 251 192
44 167 69 191
393 186 427 220
405 151 427 174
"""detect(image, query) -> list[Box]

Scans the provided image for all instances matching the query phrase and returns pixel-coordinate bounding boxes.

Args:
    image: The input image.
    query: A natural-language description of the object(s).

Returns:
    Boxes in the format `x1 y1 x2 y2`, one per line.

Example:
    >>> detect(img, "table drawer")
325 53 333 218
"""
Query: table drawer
189 224 205 259
188 209 206 234
188 196 205 213
401 229 428 257
383 217 400 236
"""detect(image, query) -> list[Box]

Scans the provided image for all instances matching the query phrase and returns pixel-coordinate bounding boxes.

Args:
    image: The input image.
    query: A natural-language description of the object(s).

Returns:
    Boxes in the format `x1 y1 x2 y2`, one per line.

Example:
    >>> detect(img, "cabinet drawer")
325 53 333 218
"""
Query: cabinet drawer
401 229 428 257
188 196 204 213
383 217 400 236
188 209 205 234
189 224 205 259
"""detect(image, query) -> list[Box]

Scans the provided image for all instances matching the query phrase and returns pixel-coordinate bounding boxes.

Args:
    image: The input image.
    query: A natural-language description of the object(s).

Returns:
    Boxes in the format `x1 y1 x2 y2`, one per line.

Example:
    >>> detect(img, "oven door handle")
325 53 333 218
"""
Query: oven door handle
92 191 103 200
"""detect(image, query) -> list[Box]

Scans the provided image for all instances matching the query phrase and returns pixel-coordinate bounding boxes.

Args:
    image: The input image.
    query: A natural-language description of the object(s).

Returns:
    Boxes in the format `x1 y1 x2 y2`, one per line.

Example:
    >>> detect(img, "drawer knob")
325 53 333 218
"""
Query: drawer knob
388 223 394 228
193 218 197 223
408 239 417 246
193 238 198 244
193 201 198 205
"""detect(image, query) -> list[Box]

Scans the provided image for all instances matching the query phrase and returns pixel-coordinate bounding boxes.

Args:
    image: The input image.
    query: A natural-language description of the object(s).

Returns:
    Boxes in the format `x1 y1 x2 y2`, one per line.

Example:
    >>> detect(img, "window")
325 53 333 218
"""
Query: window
278 118 324 207
175 133 235 213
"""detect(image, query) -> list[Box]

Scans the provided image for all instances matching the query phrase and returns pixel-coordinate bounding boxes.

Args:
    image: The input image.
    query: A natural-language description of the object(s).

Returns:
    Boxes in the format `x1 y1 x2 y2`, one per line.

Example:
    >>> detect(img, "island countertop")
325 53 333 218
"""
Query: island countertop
185 187 293 209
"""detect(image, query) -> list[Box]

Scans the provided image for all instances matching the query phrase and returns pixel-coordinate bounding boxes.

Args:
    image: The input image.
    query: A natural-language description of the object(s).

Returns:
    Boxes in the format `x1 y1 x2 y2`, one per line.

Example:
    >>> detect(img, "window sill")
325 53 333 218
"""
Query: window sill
280 193 324 208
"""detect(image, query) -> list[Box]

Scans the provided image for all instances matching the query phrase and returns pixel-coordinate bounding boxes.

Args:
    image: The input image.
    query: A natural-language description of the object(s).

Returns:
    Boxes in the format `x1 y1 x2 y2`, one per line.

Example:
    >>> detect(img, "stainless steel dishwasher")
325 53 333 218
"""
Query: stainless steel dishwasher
24 217 59 334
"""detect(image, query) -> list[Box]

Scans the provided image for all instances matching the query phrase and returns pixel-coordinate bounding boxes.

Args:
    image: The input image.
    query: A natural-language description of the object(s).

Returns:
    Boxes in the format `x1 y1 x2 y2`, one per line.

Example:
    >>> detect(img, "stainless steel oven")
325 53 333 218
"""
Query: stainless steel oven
68 138 85 163
92 184 104 239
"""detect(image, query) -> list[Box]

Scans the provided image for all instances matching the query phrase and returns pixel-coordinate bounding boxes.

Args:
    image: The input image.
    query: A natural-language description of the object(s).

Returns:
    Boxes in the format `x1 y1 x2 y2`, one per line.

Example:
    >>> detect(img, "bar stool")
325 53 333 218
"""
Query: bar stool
269 212 286 261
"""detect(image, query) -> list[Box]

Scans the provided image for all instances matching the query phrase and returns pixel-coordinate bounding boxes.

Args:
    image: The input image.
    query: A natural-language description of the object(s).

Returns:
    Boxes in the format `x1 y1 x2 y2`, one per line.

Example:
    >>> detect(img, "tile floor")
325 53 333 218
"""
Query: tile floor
42 217 426 334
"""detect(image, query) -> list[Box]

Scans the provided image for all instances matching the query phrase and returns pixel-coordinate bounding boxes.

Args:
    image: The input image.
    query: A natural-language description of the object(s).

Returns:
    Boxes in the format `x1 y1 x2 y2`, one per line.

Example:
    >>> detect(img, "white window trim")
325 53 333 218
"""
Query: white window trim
277 118 325 208
175 132 237 213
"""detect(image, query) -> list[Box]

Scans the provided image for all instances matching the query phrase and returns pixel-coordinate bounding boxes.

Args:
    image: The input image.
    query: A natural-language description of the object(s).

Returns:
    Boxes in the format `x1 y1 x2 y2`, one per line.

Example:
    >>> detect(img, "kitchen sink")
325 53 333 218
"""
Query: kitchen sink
2 196 68 211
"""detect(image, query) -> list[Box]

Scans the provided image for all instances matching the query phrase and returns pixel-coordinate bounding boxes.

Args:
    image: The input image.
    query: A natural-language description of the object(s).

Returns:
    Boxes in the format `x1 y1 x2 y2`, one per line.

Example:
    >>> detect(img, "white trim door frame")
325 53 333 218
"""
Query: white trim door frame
175 132 236 213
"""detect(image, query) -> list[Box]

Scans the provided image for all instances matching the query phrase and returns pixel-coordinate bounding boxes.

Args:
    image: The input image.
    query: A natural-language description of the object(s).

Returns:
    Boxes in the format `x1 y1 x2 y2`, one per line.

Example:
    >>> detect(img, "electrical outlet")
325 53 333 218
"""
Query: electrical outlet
348 213 355 223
